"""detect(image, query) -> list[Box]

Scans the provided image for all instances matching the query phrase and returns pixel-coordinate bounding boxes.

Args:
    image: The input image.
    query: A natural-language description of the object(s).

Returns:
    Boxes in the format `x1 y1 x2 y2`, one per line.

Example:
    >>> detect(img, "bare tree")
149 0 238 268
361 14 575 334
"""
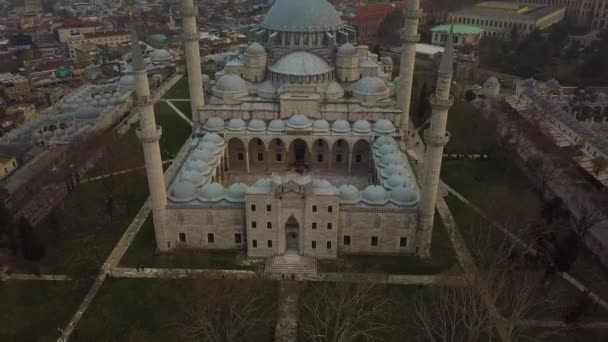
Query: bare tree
299 282 395 342
570 199 608 239
591 156 608 176
173 279 276 342
526 155 558 195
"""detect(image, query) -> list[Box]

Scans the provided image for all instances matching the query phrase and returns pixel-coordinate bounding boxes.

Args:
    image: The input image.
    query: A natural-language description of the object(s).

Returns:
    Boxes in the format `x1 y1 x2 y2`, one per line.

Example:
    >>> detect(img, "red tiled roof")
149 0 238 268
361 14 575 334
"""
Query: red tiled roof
347 1 407 24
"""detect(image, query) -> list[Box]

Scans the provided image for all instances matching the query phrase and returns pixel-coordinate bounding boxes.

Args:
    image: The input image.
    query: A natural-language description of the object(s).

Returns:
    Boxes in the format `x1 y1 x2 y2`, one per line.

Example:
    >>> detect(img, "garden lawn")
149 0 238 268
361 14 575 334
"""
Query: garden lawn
162 76 190 99
154 102 191 160
0 280 88 341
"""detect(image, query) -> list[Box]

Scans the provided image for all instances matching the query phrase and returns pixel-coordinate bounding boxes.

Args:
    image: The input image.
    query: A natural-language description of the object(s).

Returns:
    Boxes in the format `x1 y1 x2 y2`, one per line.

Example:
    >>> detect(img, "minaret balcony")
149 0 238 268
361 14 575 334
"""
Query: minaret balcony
182 7 196 18
429 94 454 109
405 9 422 20
401 32 420 44
136 125 163 143
135 96 153 107
182 33 199 42
424 130 451 148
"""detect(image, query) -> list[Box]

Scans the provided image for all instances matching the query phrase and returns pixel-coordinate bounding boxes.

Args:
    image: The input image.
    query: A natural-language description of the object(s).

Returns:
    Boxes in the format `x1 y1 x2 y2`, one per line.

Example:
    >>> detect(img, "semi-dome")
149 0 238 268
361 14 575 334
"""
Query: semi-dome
352 77 388 96
226 118 246 132
312 119 330 133
268 119 286 133
384 174 406 190
170 181 197 203
338 184 361 204
325 81 344 98
337 42 357 56
257 80 276 98
150 49 173 62
332 120 350 133
197 183 225 202
180 169 206 186
353 120 372 134
226 183 248 203
248 119 267 133
286 114 313 130
312 179 337 195
269 51 333 76
213 74 248 94
390 186 419 206
261 0 344 32
373 119 395 134
362 185 390 205
202 132 225 147
381 163 407 179
204 117 224 132
245 42 267 56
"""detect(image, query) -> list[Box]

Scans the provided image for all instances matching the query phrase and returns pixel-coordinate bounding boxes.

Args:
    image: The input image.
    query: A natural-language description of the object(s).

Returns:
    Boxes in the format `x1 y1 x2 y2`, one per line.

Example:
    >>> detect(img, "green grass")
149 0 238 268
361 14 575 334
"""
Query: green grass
162 76 190 99
170 100 193 120
318 213 460 275
0 280 88 341
75 278 277 341
119 216 263 271
16 170 149 275
154 102 191 160
445 100 498 154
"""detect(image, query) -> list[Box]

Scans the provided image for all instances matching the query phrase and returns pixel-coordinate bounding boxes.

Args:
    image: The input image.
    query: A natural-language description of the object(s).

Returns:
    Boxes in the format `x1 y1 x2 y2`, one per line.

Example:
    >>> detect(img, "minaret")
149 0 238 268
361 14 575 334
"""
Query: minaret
397 0 421 143
131 24 170 251
418 26 454 258
182 0 205 129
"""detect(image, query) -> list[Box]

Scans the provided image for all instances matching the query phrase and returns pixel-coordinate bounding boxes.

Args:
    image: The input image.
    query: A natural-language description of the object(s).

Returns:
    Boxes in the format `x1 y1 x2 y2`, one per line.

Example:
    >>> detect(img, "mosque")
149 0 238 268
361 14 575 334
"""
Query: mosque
132 0 455 274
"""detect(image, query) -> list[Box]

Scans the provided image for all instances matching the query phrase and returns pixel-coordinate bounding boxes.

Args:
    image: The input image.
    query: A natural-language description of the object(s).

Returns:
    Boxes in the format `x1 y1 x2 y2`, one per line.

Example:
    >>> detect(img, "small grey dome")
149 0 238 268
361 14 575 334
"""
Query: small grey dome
373 119 395 134
199 141 221 156
202 132 225 147
312 179 337 196
118 75 135 88
192 149 216 165
545 78 560 89
287 114 312 130
380 56 393 65
197 183 225 202
204 117 225 132
373 135 395 149
312 119 330 133
375 143 399 158
381 163 407 179
248 119 267 133
150 49 173 62
226 183 248 203
180 169 206 186
362 185 390 206
379 152 402 167
390 186 419 206
352 76 388 96
54 129 66 137
254 177 273 188
170 181 197 203
353 120 372 134
185 159 207 172
213 74 248 93
338 184 361 204
484 76 500 88
332 119 350 133
226 118 246 132
245 42 267 56
384 174 406 190
337 42 357 56
268 119 286 133
76 105 100 119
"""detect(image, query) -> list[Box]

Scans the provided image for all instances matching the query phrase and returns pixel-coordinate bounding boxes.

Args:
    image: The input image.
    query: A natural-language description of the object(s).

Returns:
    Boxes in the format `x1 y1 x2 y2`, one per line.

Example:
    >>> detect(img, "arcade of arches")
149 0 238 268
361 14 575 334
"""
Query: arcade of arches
226 137 372 175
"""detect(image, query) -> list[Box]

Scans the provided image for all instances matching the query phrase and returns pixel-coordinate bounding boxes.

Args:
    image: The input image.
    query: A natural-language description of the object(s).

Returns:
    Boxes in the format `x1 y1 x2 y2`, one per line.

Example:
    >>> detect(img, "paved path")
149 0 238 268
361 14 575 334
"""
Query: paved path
442 180 608 312
80 159 173 184
275 282 300 342
4 274 72 281
513 320 608 329
160 100 193 126
58 137 193 342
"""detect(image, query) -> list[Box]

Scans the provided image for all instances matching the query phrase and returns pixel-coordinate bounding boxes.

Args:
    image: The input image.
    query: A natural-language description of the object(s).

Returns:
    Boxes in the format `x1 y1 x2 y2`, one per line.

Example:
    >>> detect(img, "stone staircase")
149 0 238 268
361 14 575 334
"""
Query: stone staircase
265 252 317 279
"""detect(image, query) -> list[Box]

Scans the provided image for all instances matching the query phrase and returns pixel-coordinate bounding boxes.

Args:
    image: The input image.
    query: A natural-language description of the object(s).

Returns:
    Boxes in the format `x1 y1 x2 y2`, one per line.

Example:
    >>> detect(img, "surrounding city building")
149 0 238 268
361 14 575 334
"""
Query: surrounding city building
67 31 130 60
431 24 484 47
522 0 608 30
0 73 30 101
448 1 565 39
133 0 455 273
0 156 17 179
342 1 407 44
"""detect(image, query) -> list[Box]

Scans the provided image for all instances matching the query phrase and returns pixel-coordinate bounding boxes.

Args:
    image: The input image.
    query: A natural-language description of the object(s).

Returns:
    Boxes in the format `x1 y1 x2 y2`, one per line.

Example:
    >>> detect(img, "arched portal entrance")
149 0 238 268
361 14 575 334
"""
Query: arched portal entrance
285 215 300 253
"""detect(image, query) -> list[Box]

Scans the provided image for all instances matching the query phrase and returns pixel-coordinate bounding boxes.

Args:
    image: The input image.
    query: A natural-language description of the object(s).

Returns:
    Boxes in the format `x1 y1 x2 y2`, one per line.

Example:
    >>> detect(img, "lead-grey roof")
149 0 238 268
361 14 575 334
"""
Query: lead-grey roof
261 0 345 32
269 51 334 76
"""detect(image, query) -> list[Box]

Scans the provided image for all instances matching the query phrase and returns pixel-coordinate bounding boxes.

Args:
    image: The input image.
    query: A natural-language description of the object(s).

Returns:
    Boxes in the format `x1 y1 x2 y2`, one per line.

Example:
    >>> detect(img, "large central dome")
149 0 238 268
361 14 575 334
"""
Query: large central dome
261 0 344 32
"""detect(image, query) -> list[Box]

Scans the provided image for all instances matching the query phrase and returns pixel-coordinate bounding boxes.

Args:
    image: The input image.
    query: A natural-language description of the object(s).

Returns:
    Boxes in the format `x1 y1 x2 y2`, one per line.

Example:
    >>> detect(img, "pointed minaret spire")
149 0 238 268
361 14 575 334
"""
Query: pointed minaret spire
417 23 455 259
129 19 145 72
438 24 454 75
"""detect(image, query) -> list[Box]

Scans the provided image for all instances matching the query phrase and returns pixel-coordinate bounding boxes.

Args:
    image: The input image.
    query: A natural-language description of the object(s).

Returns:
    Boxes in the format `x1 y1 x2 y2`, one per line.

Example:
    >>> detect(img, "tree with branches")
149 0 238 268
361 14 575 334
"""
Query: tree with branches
526 155 558 195
299 282 395 342
591 156 608 176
